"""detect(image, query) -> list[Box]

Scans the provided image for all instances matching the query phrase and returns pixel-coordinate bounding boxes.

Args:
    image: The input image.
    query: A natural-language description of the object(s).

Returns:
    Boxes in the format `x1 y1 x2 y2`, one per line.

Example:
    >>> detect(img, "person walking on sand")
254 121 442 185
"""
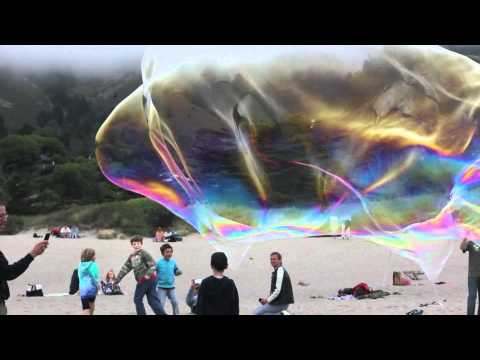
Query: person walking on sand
115 236 166 315
254 252 294 315
460 237 480 315
78 248 100 315
197 252 239 315
156 244 182 315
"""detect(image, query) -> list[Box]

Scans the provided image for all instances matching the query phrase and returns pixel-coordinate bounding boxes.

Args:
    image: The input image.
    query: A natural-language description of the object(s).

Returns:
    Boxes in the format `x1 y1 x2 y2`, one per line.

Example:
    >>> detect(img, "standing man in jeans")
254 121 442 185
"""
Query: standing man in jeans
460 238 480 315
254 252 294 315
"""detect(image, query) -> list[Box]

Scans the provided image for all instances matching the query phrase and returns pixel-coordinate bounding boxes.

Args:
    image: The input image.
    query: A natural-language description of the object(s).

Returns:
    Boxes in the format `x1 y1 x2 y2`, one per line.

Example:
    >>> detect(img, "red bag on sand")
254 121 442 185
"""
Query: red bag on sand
352 282 370 297
51 227 60 236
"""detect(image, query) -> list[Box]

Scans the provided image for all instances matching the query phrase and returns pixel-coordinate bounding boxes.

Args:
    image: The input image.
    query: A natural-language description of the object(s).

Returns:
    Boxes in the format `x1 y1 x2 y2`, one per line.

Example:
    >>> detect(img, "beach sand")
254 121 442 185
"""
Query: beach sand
0 231 470 315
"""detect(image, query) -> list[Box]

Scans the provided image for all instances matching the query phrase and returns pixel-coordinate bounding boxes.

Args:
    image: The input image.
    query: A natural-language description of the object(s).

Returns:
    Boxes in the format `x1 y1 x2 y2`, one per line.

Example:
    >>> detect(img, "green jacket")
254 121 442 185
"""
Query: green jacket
117 249 156 283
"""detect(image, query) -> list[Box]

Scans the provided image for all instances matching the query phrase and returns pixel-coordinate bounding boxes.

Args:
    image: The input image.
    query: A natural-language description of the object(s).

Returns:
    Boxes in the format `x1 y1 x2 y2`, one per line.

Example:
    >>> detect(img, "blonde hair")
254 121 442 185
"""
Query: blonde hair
81 248 96 262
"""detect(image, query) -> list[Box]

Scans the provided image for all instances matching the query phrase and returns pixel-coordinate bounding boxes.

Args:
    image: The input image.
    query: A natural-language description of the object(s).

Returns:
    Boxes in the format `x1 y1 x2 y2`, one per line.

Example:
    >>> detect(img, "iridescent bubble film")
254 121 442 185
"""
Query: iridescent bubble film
96 45 480 280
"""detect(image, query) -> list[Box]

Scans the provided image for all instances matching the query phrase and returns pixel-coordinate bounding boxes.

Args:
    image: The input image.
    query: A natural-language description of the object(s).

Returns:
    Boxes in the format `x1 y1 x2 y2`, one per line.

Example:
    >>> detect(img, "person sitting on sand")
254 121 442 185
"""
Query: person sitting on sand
186 279 202 314
197 252 239 315
60 225 71 238
101 269 123 295
154 228 165 243
114 236 166 315
78 248 100 315
254 252 294 315
460 237 480 315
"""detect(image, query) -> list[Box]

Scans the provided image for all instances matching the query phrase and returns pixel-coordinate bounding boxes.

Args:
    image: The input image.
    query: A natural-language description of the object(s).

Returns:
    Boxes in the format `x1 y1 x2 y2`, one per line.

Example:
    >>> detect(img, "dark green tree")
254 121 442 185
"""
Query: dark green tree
0 115 7 139
0 135 41 172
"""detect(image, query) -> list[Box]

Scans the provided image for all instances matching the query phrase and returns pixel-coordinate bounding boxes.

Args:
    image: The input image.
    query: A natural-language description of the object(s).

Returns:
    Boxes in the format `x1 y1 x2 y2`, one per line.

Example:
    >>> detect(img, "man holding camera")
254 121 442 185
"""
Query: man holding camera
0 203 48 315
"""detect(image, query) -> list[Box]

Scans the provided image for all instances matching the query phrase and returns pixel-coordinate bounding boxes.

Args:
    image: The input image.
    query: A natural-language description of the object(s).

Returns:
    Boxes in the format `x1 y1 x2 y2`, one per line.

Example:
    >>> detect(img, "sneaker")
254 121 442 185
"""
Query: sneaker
280 310 291 315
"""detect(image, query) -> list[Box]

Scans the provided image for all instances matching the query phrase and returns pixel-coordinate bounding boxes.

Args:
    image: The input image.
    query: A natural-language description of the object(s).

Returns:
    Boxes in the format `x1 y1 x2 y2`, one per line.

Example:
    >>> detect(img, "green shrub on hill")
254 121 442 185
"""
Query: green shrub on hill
2 216 25 235
18 199 195 238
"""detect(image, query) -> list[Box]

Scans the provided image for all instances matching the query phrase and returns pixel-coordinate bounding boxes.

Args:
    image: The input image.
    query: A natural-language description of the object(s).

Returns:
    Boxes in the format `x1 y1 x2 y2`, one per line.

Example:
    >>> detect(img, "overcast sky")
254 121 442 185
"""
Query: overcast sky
0 45 371 76
0 45 455 78
0 45 147 75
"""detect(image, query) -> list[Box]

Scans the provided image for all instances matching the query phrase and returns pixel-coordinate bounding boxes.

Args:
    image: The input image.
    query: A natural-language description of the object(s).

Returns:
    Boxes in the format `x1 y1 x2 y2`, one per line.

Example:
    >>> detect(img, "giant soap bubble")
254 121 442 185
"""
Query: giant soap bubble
96 45 480 280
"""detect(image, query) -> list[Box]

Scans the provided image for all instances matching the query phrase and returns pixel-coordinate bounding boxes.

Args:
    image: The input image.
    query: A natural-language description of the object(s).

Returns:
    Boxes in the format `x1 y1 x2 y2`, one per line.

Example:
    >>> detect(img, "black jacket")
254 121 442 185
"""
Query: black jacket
69 269 79 295
0 251 34 301
197 276 239 315
270 267 294 306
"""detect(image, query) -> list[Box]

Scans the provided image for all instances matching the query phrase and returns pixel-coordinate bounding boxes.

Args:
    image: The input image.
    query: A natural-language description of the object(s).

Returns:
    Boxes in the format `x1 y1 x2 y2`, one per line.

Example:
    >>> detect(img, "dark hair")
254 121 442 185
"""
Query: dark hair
130 235 143 244
211 252 228 272
160 243 173 255
270 252 282 260
81 248 96 262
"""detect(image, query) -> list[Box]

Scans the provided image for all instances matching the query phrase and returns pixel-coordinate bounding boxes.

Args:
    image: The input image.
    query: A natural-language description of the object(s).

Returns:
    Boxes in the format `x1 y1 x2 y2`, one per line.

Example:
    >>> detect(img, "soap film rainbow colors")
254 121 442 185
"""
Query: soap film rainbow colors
96 46 480 280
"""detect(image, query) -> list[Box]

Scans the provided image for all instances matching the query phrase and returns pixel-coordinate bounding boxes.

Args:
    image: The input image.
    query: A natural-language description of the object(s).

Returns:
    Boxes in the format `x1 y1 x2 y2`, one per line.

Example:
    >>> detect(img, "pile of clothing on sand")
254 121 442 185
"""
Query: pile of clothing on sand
329 282 398 301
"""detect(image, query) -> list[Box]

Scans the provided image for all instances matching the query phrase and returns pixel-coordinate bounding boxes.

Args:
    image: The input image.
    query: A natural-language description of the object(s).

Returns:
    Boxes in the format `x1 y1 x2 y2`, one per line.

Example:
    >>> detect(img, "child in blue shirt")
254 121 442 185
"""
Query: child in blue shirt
78 248 100 315
156 244 182 315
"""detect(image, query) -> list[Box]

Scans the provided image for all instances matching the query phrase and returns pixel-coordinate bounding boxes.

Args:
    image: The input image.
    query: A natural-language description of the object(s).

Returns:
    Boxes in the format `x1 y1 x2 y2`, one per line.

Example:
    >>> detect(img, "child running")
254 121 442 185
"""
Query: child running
115 236 166 315
156 244 182 315
78 248 100 315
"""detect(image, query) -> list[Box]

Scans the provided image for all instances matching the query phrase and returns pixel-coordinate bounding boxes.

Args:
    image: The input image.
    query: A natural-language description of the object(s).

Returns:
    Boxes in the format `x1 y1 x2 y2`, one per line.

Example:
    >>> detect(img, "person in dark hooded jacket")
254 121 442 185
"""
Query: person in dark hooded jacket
197 252 239 315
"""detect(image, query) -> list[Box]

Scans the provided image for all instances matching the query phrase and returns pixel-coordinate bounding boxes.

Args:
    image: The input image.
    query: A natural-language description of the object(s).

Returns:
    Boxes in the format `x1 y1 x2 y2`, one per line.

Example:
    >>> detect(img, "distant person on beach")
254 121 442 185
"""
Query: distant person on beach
60 225 71 238
341 217 351 240
51 227 61 237
156 244 182 315
0 204 7 231
115 236 166 315
186 279 202 314
78 248 100 315
197 252 239 315
154 228 165 242
254 252 294 315
460 238 480 315
71 226 80 239
101 269 123 295
0 241 48 315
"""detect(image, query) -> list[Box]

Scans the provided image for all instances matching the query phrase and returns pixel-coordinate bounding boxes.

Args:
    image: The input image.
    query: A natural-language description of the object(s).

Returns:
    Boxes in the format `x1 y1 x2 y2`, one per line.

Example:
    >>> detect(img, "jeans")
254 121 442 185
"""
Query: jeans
134 279 166 315
158 287 180 315
0 300 6 315
467 276 480 315
254 303 289 315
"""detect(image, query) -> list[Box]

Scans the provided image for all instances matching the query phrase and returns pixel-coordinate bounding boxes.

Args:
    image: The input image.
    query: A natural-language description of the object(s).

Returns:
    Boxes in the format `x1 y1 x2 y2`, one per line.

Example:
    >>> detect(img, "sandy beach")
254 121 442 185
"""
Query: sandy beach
0 230 471 315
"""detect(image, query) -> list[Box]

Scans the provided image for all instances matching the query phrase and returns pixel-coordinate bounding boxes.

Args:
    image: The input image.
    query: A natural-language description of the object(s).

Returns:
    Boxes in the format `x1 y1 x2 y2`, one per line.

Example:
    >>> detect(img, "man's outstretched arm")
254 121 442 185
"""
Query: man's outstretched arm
0 241 48 281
